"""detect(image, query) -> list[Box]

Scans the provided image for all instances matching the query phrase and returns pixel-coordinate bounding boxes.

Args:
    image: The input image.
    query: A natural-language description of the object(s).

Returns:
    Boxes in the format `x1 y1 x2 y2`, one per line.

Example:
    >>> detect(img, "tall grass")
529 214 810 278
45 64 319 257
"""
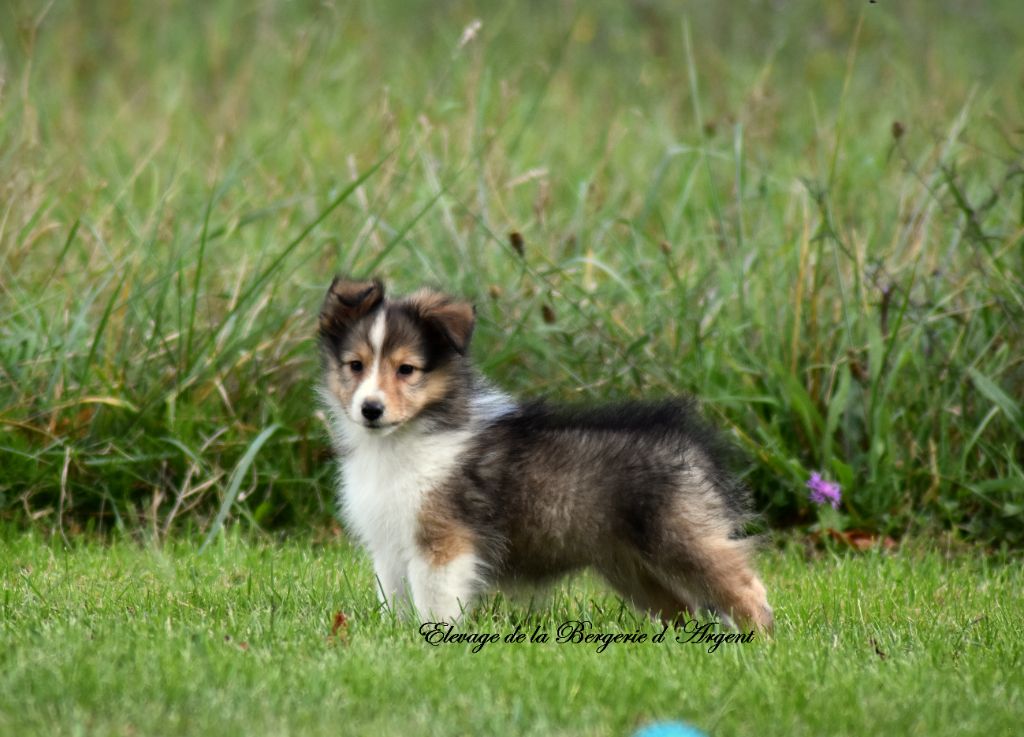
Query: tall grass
1 0 1022 543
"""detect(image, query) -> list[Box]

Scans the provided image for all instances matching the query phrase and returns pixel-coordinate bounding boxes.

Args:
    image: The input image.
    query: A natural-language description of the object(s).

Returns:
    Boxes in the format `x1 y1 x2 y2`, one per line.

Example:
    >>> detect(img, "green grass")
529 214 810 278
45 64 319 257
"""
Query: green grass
2 0 1023 543
2 4 1022 734
2 533 1022 737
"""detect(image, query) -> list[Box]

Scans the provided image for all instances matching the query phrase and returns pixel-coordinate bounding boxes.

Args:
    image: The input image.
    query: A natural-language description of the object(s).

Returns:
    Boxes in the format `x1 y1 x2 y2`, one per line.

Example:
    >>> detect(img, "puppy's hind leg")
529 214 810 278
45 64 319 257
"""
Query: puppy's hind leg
598 556 697 627
702 542 773 633
653 533 774 634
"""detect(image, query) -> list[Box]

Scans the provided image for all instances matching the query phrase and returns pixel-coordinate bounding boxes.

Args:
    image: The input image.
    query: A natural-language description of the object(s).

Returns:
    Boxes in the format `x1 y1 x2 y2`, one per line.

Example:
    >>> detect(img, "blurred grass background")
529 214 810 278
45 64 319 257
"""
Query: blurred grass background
1 0 1022 543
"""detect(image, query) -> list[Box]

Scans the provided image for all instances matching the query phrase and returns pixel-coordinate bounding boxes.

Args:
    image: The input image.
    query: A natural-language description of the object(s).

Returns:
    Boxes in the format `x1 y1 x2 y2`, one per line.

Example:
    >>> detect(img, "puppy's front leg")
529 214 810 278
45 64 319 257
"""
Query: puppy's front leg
408 552 482 623
371 551 410 618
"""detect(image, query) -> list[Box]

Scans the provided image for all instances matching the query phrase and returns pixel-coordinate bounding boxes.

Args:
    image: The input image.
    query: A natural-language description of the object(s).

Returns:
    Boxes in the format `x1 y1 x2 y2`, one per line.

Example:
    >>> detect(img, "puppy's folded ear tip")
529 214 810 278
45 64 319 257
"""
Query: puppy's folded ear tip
319 276 386 335
326 276 385 300
406 288 476 354
327 274 384 291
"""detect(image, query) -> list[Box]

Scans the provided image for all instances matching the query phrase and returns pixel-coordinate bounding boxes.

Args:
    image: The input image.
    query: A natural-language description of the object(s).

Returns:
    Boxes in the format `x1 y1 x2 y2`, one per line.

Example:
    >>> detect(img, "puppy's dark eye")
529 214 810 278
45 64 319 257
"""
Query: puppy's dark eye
349 360 364 373
397 364 415 376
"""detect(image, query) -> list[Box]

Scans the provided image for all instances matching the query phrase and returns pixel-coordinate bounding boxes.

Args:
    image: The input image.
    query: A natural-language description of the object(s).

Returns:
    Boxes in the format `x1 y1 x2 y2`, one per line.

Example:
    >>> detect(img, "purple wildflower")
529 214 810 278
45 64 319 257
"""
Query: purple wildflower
807 472 842 509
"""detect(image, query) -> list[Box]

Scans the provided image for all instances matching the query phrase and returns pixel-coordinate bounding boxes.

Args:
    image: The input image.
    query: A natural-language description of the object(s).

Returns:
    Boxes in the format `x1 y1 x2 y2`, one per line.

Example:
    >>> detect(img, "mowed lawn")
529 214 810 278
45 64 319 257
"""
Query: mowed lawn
1 534 1021 737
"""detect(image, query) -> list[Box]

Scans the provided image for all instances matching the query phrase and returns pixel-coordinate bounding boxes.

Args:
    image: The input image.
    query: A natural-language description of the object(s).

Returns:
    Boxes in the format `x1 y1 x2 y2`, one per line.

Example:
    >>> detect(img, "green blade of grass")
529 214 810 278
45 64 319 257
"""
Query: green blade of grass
967 366 1023 431
200 423 281 552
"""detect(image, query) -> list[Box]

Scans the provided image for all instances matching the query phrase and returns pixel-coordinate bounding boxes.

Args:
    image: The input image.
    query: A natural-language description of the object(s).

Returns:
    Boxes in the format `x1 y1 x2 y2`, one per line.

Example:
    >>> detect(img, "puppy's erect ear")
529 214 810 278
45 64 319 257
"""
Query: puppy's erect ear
407 288 475 355
319 277 385 340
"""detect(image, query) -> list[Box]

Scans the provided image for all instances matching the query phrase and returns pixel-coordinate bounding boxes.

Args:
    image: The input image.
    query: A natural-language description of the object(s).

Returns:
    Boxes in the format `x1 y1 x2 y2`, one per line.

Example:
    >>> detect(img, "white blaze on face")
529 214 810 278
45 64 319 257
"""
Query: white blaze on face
350 309 387 421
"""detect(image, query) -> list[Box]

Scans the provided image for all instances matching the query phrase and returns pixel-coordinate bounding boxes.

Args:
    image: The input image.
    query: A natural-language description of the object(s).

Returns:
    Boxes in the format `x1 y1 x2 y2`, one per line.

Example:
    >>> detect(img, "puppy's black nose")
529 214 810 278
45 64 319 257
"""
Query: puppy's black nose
361 401 384 422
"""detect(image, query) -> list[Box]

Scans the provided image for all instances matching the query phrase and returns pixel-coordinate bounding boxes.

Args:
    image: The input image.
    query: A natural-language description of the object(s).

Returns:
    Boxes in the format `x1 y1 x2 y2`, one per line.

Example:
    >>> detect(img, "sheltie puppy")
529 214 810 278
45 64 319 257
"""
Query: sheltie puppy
317 277 773 632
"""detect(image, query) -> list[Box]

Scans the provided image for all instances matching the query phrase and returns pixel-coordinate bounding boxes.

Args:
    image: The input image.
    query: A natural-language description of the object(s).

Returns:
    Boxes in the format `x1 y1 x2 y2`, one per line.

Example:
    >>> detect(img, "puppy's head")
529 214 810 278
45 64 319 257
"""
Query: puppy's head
318 277 475 433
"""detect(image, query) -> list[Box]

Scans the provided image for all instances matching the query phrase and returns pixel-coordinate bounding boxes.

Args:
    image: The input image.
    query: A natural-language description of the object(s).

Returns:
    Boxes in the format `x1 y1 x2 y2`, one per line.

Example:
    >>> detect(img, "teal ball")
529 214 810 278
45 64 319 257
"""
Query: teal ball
632 722 708 737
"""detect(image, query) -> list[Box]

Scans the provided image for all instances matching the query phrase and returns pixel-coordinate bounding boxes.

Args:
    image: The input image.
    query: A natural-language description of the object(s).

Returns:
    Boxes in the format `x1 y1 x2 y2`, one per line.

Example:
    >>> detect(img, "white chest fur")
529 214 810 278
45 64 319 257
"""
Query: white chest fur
320 383 514 618
338 427 474 562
